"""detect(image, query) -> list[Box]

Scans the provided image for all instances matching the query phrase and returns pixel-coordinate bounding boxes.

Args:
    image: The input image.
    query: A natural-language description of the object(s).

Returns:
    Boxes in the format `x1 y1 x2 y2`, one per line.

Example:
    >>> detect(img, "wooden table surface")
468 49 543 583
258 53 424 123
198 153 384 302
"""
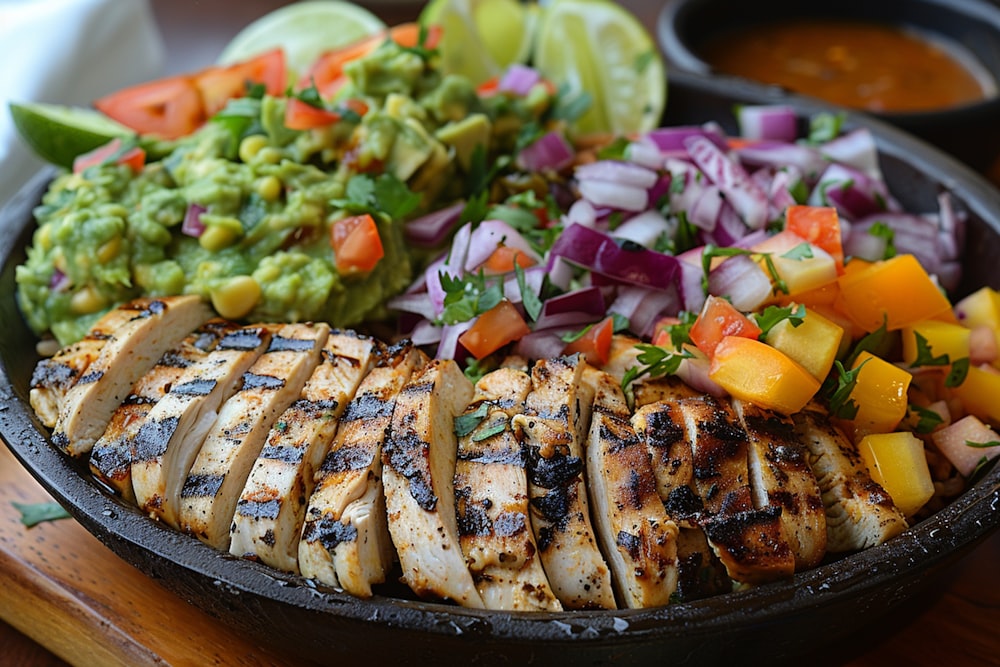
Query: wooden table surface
2 1 999 665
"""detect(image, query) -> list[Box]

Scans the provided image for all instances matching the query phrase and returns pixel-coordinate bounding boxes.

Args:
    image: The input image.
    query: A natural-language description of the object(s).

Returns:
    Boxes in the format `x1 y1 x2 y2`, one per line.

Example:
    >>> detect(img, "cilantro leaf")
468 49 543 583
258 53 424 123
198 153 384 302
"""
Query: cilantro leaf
454 403 489 437
946 357 970 388
909 332 950 368
439 270 504 325
12 501 71 527
754 303 806 338
621 343 691 395
965 439 1000 448
807 112 846 144
908 404 944 434
867 221 897 259
472 415 509 442
373 173 421 220
827 359 867 420
781 243 814 260
514 261 542 322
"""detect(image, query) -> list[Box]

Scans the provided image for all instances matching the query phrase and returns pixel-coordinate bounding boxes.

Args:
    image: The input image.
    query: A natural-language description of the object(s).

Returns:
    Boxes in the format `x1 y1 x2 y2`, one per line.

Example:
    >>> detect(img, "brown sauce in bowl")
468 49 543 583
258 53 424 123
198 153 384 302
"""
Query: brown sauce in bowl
700 20 995 113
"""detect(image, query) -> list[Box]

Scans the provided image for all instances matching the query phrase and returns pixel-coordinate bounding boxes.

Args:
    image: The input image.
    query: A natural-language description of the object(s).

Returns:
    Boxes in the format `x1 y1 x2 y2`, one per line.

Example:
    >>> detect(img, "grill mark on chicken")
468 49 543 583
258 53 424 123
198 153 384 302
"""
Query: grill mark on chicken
454 367 561 611
170 378 218 396
180 323 326 549
583 368 679 609
792 403 907 551
514 355 614 610
298 342 416 595
235 498 281 521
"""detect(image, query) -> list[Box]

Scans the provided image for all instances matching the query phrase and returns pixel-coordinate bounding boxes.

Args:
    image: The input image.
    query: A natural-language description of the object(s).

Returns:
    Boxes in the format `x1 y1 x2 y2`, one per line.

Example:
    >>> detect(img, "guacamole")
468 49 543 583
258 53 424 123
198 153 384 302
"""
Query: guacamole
16 38 548 345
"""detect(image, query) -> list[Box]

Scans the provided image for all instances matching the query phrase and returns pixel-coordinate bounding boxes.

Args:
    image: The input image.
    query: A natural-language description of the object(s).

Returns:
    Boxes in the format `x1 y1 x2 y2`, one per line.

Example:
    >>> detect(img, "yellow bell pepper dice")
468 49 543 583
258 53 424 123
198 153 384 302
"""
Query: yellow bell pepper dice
753 231 838 298
858 431 935 516
764 306 844 382
836 254 954 332
708 336 820 414
901 320 971 367
954 286 1000 365
950 364 1000 424
850 352 912 435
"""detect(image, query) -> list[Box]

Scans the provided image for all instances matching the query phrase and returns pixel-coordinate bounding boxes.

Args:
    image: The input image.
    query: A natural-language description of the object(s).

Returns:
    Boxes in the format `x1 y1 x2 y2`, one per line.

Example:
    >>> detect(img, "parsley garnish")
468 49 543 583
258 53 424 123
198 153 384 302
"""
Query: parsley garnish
754 303 806 338
909 332 950 367
621 344 692 395
807 112 846 144
908 404 944 434
454 403 489 437
946 357 970 388
701 244 788 295
781 243 814 260
597 136 630 161
439 270 504 324
472 415 509 442
514 261 542 322
463 356 494 384
12 501 71 527
827 359 868 420
331 173 421 221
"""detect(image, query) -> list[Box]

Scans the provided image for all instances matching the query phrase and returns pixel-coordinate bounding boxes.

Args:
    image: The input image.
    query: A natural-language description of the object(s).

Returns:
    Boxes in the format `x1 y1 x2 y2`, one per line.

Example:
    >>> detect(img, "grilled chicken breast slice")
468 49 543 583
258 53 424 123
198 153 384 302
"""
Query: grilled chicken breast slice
230 330 379 573
792 403 908 551
732 399 827 570
582 368 679 609
511 355 615 610
130 324 271 527
454 367 562 612
53 295 212 457
383 359 482 607
89 321 230 502
676 396 795 585
30 303 152 428
179 323 328 549
298 341 424 595
674 526 732 601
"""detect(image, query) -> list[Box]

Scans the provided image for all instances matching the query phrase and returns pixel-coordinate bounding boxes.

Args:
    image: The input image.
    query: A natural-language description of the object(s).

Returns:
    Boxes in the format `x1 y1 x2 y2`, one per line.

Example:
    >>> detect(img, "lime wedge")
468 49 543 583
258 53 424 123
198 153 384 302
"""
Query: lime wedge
533 0 666 136
218 0 386 77
420 0 537 86
9 101 134 169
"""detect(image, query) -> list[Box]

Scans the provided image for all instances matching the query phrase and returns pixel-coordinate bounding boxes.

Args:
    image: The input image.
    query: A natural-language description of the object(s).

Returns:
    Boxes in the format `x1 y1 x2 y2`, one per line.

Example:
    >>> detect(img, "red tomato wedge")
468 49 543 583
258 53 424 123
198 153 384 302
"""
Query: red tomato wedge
73 137 146 173
690 295 763 358
94 74 204 140
93 50 286 139
194 49 287 116
284 98 342 130
331 214 385 274
302 23 442 98
483 246 536 274
564 316 615 366
459 299 531 360
785 205 845 273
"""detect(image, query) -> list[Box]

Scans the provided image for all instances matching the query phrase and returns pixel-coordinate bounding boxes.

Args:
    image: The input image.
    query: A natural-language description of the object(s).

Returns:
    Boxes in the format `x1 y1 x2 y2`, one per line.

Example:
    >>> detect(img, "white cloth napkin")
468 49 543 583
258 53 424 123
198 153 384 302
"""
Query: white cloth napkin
0 0 166 206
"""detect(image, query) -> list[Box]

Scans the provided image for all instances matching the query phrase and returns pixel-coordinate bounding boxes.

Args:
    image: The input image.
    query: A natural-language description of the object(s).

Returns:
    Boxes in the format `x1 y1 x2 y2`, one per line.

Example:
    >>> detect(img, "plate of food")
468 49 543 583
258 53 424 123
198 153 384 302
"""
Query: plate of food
1 1 999 664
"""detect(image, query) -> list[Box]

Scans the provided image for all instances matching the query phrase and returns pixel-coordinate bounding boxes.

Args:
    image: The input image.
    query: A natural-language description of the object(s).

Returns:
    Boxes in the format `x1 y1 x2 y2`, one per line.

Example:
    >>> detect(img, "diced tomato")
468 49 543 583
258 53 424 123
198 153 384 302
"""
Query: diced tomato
483 246 536 274
689 295 763 357
94 74 204 140
284 97 342 130
302 23 442 98
785 205 845 274
476 75 501 96
458 299 531 360
93 50 286 139
73 137 146 173
651 316 682 348
564 316 614 366
330 214 384 274
194 49 286 116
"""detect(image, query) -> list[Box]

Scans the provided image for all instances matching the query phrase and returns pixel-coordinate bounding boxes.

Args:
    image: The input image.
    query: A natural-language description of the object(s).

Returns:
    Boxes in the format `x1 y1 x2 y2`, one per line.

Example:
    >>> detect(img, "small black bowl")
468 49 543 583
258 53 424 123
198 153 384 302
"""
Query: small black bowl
658 0 1000 172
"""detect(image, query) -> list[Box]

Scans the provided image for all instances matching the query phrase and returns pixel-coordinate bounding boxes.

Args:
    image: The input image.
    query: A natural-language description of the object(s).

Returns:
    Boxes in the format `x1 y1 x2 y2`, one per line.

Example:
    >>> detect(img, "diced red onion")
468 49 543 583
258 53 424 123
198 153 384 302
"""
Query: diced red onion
465 219 542 272
498 63 541 96
386 291 437 321
548 223 680 290
842 225 890 262
767 167 802 221
409 319 443 346
733 141 827 183
686 184 723 232
808 163 899 221
937 191 965 258
612 209 671 248
578 180 649 212
515 330 570 360
675 356 726 397
516 131 575 172
736 105 798 143
403 200 465 247
676 255 707 313
820 127 881 179
645 125 727 152
182 203 207 237
564 198 598 229
575 160 659 189
49 268 70 291
436 321 472 360
503 265 545 303
608 284 682 338
707 254 771 311
685 135 769 229
625 139 666 170
708 203 749 246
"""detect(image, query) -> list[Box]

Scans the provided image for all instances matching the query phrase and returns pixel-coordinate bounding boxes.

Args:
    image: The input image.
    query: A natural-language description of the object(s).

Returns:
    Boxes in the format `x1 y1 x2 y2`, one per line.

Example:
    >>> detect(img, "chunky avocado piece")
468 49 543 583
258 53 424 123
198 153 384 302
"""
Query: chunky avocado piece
436 113 492 171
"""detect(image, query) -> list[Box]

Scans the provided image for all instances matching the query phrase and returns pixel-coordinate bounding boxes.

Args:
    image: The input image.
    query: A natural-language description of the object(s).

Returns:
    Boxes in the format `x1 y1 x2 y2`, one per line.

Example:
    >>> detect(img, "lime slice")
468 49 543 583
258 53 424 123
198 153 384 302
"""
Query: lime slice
9 101 134 169
420 0 537 85
533 0 666 136
218 1 386 77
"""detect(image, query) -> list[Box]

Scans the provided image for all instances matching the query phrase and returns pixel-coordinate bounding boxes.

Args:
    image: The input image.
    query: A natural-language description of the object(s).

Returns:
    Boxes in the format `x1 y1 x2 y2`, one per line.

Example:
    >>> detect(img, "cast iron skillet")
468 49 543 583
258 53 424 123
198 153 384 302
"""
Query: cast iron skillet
1 72 999 665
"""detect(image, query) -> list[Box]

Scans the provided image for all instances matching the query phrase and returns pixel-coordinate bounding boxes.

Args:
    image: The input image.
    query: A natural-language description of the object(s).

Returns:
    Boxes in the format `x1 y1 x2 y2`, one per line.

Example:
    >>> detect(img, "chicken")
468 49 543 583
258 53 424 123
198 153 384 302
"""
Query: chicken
511 355 615 610
230 330 380 574
89 320 231 502
582 367 679 609
732 399 827 570
52 295 213 457
382 359 482 608
30 302 154 428
298 341 425 596
792 402 908 551
130 324 272 527
178 323 328 550
675 396 795 585
454 367 562 612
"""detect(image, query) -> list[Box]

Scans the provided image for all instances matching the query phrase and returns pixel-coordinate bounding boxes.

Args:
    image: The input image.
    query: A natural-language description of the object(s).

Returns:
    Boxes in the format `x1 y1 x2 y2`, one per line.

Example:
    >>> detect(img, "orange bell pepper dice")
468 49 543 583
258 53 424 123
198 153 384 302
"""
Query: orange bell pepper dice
836 254 953 332
708 336 820 414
